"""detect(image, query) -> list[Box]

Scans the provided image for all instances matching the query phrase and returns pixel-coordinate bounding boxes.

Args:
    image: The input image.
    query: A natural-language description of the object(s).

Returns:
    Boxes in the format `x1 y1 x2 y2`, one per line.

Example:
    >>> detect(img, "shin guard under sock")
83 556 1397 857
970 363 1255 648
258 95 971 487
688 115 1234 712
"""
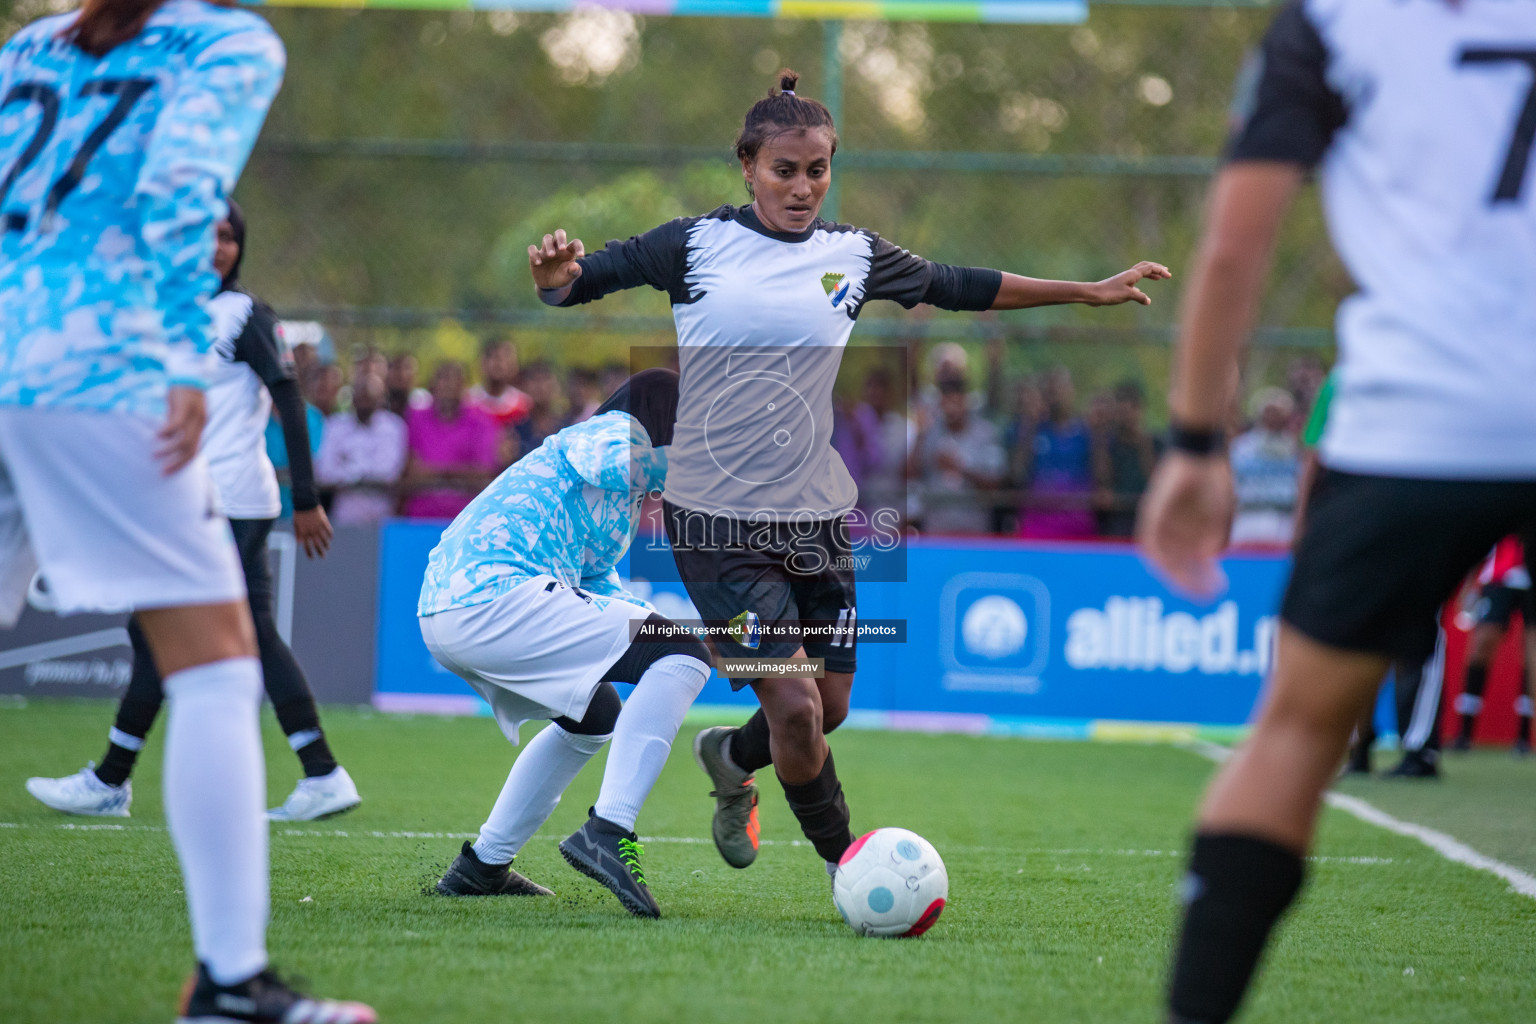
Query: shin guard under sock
777 750 854 863
1167 833 1305 1024
162 657 269 985
593 654 709 831
728 709 774 775
475 724 607 865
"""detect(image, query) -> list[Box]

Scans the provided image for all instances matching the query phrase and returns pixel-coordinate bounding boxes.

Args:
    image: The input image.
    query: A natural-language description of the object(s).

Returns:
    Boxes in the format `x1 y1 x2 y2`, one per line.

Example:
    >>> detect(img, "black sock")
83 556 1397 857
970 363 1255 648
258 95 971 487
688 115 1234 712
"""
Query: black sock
1167 833 1305 1024
291 731 338 778
1457 713 1477 742
730 710 773 775
777 750 854 863
255 582 334 779
1519 715 1533 745
94 741 140 788
98 619 168 788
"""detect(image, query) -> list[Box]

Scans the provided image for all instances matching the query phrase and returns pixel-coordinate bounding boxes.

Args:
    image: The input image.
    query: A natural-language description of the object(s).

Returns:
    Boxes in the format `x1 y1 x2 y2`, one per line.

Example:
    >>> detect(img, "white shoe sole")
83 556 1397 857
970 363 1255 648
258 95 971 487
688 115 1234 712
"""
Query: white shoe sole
266 795 361 822
25 780 130 817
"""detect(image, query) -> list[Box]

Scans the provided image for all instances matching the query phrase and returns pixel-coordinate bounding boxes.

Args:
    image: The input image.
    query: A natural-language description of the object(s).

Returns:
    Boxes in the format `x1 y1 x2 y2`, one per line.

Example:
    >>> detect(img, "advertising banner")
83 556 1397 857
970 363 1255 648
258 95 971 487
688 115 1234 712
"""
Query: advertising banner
0 526 378 706
379 524 1292 734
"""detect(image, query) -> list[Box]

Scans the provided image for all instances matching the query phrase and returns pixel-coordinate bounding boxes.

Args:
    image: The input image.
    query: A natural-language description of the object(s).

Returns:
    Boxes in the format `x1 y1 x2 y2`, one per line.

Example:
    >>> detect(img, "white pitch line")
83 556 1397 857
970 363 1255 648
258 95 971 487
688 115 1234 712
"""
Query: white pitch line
0 820 1392 864
1324 793 1536 898
1179 741 1536 900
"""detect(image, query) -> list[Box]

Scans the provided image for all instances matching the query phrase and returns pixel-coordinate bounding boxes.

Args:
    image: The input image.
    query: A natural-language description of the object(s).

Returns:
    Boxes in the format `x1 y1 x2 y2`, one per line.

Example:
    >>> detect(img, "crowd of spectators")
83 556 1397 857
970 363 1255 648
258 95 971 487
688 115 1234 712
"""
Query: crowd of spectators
272 329 1325 544
837 344 1324 544
269 337 638 525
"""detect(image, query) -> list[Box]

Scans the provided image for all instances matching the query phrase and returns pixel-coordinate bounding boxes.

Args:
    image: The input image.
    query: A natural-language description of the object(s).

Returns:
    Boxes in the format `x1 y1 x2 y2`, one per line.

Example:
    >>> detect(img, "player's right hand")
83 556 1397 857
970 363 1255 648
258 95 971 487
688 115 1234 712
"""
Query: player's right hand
1136 450 1234 599
293 505 334 559
156 386 207 475
528 229 585 292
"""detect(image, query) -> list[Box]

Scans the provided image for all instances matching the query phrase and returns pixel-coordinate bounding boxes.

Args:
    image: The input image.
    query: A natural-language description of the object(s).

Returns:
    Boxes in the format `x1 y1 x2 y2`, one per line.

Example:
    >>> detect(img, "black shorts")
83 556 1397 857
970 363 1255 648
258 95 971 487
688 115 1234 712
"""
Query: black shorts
664 501 858 686
1282 470 1536 661
1475 582 1536 628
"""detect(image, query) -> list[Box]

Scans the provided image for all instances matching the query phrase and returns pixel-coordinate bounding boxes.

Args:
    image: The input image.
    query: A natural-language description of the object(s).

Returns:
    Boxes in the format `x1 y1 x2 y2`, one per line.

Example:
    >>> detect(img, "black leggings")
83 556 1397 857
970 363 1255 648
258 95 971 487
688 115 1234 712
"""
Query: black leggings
116 518 323 743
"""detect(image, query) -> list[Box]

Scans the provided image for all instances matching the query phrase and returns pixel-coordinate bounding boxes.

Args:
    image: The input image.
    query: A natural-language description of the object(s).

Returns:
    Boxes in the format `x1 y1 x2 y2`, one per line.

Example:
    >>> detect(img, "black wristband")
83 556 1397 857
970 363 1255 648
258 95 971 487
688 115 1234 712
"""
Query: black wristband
1168 422 1226 456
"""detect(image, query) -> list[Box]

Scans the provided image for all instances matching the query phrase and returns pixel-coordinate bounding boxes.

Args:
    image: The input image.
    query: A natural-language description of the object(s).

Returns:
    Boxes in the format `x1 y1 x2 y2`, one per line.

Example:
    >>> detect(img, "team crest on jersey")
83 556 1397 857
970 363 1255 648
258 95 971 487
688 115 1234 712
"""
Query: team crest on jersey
728 609 761 650
821 272 850 308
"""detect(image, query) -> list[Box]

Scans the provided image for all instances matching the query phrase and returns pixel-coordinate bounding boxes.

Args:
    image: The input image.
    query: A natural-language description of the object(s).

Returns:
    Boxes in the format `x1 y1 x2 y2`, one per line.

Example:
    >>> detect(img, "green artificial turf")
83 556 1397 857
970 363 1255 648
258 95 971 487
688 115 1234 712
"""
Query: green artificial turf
1334 747 1536 876
1 698 1532 1023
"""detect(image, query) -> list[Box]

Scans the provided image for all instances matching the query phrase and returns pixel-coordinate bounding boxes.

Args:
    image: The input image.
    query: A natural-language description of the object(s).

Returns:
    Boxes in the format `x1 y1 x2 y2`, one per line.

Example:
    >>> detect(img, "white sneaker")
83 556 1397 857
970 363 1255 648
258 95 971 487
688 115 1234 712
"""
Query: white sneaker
267 766 361 821
25 764 132 817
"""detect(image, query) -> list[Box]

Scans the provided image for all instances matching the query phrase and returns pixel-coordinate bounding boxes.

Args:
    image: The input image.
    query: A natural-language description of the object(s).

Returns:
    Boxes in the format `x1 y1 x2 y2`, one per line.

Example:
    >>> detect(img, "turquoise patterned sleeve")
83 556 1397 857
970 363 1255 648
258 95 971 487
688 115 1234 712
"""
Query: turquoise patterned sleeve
419 412 670 616
562 412 648 491
137 25 286 387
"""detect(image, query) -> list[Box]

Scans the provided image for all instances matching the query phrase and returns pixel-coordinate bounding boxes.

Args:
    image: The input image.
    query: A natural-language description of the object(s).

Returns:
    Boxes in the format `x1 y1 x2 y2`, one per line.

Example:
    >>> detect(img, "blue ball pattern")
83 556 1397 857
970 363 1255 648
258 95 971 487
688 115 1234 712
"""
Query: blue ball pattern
896 840 921 861
867 887 896 914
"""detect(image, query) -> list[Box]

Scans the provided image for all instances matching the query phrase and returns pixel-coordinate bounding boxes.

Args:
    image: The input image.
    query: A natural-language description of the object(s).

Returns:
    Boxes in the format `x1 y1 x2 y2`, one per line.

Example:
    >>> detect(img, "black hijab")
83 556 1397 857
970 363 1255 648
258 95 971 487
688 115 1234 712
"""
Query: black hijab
594 367 679 447
219 198 246 292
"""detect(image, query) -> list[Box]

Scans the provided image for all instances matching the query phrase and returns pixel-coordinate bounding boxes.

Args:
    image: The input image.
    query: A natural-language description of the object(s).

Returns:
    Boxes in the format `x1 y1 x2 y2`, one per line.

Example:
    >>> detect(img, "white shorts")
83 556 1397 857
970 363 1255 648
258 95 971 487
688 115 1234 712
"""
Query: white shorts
418 576 641 744
0 407 245 618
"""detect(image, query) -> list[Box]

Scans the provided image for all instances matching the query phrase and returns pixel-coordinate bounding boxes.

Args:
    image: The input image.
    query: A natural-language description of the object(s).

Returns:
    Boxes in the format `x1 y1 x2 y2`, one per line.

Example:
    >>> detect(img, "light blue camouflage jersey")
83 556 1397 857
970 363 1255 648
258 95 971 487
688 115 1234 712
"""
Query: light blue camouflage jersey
0 1 285 418
419 411 668 617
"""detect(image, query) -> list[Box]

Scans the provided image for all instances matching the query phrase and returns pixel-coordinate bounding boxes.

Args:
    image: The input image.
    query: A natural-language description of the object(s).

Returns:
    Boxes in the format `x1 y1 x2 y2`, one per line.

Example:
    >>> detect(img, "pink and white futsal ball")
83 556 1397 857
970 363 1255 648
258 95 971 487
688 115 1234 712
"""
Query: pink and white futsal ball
833 828 948 938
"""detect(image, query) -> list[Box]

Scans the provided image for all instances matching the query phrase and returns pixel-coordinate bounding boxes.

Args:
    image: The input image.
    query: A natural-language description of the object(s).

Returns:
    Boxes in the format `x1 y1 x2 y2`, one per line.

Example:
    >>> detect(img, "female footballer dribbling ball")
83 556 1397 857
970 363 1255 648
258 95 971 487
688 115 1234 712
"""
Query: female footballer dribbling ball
529 69 1170 892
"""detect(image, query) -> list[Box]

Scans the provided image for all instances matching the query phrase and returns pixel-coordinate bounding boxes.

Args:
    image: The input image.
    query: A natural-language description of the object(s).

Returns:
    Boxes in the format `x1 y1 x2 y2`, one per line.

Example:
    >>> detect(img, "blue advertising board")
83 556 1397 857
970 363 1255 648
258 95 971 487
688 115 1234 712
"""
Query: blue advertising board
376 522 1291 736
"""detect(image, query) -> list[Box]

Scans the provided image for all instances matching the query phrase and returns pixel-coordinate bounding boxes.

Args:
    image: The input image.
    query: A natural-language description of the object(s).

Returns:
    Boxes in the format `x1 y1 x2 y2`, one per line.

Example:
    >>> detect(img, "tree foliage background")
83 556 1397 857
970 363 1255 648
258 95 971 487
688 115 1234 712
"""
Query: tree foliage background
0 1 1343 403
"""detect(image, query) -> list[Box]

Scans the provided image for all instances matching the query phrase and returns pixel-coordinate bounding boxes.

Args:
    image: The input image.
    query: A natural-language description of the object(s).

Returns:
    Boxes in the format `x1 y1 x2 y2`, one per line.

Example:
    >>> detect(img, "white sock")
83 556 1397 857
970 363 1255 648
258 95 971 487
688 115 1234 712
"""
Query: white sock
593 655 709 831
474 723 608 865
162 657 268 985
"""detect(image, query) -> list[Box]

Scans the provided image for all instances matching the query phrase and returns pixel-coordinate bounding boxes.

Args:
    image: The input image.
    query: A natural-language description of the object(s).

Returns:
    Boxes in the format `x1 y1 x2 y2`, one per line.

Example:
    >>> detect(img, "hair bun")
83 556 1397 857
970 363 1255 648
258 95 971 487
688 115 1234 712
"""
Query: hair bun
777 69 800 96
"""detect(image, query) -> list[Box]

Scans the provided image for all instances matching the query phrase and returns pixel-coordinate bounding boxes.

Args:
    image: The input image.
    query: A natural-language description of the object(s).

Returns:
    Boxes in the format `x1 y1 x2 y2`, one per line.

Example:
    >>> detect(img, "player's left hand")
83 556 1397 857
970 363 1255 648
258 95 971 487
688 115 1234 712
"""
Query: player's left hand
293 506 334 559
156 386 207 475
1086 262 1173 306
1136 450 1233 598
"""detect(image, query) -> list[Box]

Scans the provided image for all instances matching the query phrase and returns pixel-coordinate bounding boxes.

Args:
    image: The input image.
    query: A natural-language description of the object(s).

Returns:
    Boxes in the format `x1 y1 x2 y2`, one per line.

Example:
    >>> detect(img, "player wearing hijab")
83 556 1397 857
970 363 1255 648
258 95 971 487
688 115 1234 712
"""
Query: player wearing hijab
420 369 713 918
528 69 1170 886
1138 2 1536 1021
0 1 372 1020
24 200 362 823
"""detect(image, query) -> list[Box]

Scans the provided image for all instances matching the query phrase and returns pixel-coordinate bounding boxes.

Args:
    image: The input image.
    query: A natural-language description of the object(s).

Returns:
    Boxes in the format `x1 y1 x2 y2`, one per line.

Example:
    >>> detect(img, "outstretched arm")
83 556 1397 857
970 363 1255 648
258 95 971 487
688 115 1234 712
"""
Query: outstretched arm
861 236 1170 314
990 261 1172 310
530 219 693 308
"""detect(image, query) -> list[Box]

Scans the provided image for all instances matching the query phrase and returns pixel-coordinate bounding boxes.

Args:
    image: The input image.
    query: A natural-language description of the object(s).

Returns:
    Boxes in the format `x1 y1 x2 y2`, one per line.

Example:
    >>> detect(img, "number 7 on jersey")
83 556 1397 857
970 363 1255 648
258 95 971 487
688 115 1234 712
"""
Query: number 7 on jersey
1459 48 1536 204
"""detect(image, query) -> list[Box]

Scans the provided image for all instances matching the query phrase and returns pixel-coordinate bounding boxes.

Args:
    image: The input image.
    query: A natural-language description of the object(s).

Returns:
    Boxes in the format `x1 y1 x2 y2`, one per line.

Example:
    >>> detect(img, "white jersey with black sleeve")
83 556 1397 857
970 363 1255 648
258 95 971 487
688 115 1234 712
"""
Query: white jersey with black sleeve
1230 0 1536 479
203 288 289 518
560 204 1000 519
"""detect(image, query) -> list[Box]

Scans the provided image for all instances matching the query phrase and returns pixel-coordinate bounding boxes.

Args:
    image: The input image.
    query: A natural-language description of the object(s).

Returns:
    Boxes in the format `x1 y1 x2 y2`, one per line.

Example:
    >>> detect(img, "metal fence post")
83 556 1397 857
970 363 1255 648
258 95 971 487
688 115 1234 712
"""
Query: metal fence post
823 19 844 222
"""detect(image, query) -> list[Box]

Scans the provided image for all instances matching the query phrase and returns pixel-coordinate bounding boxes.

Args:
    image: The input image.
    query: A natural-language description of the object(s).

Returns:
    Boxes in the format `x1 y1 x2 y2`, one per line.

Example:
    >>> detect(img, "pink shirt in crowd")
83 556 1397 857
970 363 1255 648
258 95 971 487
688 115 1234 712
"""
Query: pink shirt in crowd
404 405 502 519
